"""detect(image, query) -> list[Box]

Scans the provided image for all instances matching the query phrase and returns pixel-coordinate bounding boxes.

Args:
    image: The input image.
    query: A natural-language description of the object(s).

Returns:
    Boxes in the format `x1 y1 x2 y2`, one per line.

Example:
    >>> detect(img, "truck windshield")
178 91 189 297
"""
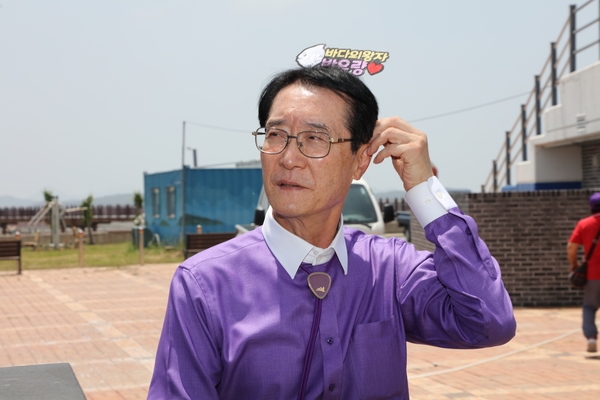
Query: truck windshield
342 184 378 225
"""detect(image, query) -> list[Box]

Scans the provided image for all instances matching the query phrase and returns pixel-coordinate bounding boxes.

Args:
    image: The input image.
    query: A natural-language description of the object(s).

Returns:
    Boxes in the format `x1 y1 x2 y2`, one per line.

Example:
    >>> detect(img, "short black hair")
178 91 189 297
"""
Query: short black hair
258 66 378 153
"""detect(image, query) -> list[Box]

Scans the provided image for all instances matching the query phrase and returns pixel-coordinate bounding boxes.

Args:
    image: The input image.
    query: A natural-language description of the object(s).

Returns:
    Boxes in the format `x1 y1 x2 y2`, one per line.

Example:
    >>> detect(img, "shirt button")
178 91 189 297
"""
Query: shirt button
329 384 335 392
436 191 444 199
466 228 472 235
326 337 334 345
424 198 432 204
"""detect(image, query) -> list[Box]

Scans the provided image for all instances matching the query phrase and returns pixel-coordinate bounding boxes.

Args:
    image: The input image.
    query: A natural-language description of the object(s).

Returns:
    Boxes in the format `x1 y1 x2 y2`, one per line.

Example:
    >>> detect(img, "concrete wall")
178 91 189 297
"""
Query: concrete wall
409 189 597 307
544 61 600 144
582 141 600 188
515 144 582 187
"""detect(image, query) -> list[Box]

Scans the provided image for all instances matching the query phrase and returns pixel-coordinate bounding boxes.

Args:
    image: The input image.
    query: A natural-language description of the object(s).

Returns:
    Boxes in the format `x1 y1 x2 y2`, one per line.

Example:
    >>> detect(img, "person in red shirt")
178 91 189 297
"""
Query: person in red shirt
568 192 600 353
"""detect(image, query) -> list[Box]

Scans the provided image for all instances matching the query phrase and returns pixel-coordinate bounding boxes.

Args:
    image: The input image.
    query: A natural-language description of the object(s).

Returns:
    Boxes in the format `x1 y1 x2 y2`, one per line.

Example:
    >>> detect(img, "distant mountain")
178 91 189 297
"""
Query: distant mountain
90 194 135 206
0 194 134 208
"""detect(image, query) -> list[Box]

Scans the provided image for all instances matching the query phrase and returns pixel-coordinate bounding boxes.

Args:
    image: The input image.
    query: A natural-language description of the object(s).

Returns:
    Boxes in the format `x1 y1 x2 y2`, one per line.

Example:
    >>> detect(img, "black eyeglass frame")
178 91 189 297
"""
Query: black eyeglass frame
252 127 353 159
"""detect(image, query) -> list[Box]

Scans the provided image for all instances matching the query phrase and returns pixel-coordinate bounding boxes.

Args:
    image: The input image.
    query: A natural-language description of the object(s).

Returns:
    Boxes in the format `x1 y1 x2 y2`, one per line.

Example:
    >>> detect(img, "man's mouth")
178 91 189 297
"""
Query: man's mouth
276 180 302 188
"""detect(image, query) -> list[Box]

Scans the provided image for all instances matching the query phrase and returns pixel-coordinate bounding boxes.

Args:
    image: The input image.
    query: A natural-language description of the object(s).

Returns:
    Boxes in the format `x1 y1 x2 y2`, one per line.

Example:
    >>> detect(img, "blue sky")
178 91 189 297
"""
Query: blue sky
1 0 598 203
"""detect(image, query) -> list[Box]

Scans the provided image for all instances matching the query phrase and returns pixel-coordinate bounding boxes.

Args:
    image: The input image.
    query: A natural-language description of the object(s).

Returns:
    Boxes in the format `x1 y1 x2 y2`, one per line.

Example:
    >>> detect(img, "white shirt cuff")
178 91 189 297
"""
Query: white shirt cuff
404 176 458 227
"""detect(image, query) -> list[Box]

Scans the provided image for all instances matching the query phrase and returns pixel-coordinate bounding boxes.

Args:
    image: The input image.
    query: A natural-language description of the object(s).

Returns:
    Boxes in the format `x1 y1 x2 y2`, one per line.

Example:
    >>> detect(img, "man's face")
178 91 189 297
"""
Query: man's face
261 82 370 228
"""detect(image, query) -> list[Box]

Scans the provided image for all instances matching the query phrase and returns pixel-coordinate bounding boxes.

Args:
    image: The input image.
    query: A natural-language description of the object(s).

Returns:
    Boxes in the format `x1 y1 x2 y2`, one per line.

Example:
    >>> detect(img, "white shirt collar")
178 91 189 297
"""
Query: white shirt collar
262 207 348 279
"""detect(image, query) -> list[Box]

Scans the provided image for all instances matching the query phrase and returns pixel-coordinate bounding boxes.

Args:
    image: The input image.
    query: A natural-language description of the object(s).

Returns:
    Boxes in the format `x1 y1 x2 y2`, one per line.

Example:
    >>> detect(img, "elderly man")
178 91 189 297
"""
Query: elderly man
148 66 516 399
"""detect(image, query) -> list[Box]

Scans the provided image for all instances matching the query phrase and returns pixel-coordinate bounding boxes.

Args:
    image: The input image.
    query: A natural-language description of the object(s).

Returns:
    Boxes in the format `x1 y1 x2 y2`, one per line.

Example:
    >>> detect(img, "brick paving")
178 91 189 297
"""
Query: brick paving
1 264 599 399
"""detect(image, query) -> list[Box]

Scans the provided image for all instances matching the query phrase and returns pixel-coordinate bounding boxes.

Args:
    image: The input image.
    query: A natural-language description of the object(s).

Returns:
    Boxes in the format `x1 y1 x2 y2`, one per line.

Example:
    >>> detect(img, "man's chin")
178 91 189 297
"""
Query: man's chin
270 204 301 219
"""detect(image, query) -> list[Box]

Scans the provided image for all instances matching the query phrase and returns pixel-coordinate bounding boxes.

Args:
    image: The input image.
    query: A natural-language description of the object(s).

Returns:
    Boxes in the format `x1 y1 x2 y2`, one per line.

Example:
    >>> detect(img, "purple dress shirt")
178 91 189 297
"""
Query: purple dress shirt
148 208 516 399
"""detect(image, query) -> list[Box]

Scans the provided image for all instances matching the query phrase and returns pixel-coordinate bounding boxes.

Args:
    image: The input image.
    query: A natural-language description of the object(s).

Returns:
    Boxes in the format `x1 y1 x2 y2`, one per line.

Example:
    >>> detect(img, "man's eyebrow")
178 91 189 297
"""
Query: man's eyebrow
265 119 285 128
265 120 331 132
305 122 330 132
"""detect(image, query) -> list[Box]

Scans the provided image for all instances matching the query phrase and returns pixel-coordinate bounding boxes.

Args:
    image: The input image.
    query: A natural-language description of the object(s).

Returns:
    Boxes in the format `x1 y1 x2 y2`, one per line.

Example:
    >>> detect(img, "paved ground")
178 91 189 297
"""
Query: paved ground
0 264 599 399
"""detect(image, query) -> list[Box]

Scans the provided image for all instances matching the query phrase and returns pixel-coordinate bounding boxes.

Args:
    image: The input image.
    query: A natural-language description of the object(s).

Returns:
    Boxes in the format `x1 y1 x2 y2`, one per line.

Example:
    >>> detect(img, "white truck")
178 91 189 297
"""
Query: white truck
235 178 395 235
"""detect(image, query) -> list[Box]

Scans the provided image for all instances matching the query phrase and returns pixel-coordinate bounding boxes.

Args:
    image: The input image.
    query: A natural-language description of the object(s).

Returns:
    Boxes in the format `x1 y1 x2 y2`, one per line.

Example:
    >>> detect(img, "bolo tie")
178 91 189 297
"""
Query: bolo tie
297 261 333 400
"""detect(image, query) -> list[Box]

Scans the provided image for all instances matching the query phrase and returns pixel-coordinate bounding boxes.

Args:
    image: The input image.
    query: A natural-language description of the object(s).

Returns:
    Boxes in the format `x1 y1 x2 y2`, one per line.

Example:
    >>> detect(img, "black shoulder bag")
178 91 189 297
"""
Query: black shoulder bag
570 228 600 289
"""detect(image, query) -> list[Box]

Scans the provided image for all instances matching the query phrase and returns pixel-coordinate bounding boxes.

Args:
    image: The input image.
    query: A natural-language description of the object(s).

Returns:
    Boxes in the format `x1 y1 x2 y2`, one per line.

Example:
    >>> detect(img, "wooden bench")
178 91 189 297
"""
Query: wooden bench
184 232 236 259
0 240 22 274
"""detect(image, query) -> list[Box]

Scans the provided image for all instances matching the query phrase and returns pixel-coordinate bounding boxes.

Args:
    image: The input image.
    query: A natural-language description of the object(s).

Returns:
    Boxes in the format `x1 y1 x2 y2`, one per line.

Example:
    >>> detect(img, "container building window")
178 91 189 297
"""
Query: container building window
166 186 176 219
152 188 160 218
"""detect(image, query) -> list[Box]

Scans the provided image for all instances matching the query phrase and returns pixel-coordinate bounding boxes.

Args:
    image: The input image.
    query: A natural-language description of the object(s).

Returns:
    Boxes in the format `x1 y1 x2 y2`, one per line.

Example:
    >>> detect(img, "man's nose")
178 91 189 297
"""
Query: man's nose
278 137 305 168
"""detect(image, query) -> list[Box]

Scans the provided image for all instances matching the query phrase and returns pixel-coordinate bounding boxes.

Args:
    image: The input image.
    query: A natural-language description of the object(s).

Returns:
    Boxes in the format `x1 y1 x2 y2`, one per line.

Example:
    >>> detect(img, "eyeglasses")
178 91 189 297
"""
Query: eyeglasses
253 127 353 159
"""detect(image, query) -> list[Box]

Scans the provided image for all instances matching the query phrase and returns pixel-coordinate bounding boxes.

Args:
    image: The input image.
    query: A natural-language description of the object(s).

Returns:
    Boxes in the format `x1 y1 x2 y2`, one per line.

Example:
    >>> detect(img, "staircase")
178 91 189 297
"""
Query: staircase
482 0 600 192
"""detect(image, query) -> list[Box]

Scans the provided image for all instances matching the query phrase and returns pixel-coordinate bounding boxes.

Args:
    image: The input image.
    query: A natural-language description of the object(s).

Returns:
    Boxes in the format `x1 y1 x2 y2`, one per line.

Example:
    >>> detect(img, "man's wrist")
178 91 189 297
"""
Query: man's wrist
404 176 458 227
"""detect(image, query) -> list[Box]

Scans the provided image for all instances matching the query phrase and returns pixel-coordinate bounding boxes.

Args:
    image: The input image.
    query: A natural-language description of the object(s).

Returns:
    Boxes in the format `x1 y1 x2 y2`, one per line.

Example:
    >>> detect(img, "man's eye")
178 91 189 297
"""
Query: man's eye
305 133 327 142
267 130 285 139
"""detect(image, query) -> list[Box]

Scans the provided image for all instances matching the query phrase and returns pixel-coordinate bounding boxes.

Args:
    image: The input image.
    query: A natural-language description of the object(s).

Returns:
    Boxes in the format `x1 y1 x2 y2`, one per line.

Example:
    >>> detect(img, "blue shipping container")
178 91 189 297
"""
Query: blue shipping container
144 167 262 245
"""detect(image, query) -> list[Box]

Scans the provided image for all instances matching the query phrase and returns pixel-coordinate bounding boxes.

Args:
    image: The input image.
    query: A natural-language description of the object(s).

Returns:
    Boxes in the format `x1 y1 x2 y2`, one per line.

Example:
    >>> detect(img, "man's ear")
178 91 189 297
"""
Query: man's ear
352 143 372 180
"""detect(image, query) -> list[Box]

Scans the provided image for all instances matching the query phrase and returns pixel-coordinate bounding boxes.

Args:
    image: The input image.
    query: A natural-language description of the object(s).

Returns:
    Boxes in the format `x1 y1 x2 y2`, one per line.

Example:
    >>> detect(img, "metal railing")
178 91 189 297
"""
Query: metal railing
482 0 600 192
0 204 139 222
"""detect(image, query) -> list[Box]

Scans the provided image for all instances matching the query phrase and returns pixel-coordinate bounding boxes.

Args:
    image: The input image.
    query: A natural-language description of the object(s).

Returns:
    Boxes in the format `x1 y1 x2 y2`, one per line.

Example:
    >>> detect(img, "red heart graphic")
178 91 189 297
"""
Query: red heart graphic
367 62 384 75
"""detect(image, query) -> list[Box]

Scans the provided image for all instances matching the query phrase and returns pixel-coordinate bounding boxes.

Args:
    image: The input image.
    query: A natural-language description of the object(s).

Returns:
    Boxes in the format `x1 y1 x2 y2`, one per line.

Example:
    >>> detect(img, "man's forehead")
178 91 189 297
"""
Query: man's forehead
266 83 349 127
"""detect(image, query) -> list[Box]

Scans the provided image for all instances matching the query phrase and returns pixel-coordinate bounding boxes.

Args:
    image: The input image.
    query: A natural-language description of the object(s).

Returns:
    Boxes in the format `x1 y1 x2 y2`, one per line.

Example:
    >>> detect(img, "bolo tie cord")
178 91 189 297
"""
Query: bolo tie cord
297 263 332 400
297 296 322 400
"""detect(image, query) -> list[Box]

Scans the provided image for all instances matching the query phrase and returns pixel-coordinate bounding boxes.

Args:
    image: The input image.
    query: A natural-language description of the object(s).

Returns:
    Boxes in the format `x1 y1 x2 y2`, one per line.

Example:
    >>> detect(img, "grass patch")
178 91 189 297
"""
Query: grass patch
0 242 183 272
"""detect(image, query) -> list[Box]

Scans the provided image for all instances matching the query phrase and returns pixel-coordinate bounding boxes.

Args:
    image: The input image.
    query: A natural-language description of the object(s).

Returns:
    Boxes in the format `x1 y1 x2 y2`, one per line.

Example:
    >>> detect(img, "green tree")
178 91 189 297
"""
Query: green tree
43 190 53 203
133 191 143 211
81 195 94 245
43 190 54 226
